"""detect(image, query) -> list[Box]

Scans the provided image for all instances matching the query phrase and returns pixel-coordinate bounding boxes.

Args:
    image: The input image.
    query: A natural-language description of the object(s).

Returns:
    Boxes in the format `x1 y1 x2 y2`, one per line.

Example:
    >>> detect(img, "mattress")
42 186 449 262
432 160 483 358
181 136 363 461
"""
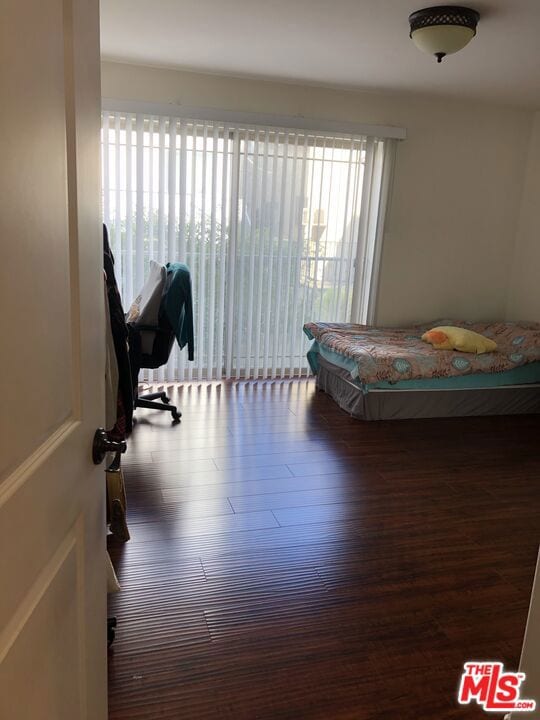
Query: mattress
308 338 540 392
304 320 540 387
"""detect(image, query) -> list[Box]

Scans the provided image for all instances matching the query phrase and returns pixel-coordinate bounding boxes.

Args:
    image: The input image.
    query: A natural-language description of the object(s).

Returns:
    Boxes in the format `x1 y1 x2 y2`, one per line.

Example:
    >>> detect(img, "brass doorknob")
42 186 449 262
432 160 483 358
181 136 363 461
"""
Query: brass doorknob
92 428 127 465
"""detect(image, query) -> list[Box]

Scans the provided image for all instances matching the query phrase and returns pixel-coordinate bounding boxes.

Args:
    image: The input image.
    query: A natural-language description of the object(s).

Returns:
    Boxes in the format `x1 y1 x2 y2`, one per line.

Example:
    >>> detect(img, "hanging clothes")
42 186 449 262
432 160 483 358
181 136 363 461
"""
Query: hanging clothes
106 451 130 542
106 551 121 593
104 273 119 432
162 262 195 360
103 224 133 438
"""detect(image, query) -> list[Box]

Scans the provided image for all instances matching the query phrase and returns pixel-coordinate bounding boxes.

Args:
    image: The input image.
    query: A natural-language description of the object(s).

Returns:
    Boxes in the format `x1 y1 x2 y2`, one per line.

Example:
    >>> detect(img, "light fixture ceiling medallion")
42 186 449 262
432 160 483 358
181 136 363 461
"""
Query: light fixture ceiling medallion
409 5 480 63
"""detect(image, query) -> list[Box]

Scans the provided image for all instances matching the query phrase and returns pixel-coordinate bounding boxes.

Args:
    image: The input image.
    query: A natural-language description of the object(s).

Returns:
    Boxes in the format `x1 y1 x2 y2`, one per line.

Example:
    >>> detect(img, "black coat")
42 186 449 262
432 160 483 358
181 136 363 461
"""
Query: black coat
103 224 133 437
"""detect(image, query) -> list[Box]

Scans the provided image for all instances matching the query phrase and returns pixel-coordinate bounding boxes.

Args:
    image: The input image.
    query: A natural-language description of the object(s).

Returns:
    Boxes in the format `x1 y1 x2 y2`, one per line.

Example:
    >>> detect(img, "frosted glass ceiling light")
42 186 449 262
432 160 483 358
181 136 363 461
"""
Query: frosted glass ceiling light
409 6 480 63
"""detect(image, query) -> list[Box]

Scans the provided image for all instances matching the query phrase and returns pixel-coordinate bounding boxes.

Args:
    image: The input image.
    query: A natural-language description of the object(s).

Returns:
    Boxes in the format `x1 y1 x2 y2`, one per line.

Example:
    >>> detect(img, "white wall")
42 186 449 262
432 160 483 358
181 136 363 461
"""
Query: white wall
101 60 534 325
512 551 540 720
507 112 540 322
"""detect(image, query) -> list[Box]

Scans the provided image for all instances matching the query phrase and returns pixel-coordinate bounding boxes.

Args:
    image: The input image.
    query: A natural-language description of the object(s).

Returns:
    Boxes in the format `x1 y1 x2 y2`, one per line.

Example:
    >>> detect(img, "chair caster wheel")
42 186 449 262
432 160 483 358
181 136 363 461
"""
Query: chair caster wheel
172 411 181 423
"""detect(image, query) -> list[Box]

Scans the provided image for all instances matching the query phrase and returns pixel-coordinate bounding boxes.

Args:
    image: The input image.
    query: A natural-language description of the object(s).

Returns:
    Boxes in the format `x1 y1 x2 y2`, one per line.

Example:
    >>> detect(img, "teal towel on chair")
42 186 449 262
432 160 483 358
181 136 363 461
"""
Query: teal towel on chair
163 262 194 360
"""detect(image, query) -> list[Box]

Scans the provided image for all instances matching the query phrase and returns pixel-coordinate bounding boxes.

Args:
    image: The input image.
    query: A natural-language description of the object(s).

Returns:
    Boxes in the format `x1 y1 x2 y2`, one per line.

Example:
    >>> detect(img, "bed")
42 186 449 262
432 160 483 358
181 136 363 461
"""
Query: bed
304 320 540 420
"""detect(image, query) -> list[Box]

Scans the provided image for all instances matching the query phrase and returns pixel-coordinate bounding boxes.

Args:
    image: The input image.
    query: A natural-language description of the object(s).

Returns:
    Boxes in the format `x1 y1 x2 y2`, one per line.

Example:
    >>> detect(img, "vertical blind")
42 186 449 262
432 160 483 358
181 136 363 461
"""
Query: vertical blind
101 111 396 381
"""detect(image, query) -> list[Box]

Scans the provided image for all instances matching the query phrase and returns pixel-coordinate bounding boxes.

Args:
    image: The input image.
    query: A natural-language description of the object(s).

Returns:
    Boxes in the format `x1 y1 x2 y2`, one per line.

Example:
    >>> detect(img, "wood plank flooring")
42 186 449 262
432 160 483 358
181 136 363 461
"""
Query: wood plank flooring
108 380 540 720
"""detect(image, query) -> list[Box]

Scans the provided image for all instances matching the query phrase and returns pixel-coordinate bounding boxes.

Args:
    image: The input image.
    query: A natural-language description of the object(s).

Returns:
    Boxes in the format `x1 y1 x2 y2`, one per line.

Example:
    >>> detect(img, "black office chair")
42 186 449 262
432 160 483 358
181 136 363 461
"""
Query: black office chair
127 262 194 424
128 317 182 423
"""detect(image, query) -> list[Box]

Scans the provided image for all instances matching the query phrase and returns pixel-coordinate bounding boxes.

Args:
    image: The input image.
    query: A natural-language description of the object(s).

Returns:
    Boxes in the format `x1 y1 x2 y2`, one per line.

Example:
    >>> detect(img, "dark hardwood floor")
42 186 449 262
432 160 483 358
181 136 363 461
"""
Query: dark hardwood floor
108 380 540 720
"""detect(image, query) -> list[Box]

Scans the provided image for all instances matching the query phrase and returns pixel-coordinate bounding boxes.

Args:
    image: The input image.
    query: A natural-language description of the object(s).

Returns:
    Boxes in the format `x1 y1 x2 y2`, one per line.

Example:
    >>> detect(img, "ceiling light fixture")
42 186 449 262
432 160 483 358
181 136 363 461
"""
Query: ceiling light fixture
409 5 480 63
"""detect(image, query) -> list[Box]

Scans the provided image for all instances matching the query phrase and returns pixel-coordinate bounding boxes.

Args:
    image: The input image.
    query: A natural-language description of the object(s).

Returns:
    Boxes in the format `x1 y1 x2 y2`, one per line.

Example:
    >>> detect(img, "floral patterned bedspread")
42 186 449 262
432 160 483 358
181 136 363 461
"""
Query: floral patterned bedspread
303 320 540 384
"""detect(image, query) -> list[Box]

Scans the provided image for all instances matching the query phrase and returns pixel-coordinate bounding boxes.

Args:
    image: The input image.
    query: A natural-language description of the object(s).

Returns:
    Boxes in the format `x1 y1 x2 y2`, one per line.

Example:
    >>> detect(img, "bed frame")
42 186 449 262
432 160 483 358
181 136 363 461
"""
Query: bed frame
316 355 540 421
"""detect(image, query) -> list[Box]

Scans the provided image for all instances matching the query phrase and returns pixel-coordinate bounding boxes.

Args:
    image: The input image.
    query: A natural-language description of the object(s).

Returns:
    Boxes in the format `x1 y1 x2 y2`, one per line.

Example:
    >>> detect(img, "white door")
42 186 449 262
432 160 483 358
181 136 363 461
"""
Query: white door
0 1 107 718
512 550 540 719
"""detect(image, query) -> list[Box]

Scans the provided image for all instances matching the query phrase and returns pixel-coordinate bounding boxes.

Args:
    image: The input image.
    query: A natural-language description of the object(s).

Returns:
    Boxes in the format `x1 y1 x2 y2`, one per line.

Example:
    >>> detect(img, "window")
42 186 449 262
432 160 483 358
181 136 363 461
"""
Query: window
101 111 396 381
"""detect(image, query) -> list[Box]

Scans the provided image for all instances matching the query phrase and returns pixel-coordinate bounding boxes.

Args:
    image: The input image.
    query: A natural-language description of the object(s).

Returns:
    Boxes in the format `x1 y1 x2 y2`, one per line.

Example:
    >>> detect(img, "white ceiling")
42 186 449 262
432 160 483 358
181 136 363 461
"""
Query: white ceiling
100 0 540 109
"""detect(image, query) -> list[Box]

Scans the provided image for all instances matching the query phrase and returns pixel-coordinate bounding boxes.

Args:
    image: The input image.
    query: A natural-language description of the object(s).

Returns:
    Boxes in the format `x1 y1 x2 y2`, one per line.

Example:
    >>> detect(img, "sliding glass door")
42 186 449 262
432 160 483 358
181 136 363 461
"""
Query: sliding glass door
101 112 395 381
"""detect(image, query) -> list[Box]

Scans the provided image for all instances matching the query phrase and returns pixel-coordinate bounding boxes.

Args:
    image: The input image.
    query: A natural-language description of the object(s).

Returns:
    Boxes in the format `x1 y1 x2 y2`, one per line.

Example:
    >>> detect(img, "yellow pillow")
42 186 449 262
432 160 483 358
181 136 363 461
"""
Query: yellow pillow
421 326 497 354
